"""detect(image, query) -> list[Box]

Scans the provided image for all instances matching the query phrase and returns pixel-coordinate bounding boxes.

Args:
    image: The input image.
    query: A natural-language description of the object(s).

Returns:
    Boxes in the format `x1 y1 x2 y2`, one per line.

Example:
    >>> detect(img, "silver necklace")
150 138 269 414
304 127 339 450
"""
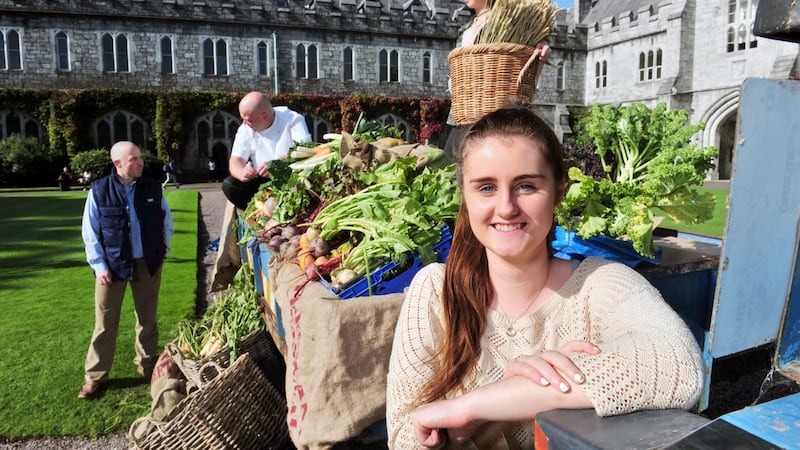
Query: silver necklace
496 298 537 337
472 8 490 26
495 264 553 337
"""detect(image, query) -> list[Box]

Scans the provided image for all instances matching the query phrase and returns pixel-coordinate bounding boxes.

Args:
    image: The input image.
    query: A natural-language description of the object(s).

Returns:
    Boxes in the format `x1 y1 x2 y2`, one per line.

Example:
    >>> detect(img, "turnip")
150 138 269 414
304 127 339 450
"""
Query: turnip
282 224 298 240
268 235 285 253
305 227 320 241
262 196 278 218
279 240 292 256
308 238 330 258
331 268 358 289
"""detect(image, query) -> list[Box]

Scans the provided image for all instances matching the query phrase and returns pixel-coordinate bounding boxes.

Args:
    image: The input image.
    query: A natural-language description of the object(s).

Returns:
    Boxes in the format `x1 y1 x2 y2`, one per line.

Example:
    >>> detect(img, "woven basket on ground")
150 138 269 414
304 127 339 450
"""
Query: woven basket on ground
128 353 290 450
167 328 280 388
448 42 544 126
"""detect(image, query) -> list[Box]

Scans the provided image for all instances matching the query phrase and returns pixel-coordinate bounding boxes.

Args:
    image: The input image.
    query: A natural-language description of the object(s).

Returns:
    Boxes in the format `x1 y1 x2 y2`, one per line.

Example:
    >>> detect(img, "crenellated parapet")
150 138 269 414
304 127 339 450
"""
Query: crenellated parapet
0 0 468 39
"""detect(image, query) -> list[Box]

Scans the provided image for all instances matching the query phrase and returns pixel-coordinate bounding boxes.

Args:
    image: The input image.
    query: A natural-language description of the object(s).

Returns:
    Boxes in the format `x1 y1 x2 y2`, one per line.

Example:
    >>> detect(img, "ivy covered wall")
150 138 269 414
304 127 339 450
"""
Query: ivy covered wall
0 89 450 178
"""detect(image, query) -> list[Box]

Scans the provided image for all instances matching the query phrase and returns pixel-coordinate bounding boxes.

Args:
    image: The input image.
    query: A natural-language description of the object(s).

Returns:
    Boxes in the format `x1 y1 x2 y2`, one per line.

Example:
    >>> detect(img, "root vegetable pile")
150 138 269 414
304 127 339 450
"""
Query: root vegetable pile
242 114 459 293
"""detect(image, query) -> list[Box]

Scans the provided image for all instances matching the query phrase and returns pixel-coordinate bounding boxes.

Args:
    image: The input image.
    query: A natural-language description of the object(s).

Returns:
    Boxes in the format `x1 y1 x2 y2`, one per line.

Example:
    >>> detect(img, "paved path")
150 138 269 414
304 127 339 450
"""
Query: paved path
186 182 228 308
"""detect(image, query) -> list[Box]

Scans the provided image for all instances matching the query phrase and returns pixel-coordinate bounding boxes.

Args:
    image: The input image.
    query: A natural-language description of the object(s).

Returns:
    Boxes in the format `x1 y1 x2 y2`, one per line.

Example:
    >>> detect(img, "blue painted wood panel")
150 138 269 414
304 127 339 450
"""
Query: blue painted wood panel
721 392 800 448
776 220 800 381
708 78 800 358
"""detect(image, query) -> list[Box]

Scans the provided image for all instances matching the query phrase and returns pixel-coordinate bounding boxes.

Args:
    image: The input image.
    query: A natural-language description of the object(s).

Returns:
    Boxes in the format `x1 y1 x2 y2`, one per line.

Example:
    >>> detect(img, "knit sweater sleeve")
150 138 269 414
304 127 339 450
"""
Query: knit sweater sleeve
386 263 446 450
565 258 704 416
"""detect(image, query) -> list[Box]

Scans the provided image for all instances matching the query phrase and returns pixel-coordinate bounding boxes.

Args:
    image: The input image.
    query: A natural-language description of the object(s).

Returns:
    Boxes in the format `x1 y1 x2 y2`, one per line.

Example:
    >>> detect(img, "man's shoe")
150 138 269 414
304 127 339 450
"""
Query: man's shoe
77 380 101 399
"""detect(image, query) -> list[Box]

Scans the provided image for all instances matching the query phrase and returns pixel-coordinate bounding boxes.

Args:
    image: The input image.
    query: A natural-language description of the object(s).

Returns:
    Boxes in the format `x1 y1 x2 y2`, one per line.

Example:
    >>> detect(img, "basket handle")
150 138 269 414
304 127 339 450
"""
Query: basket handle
197 360 225 387
128 415 168 448
517 48 543 90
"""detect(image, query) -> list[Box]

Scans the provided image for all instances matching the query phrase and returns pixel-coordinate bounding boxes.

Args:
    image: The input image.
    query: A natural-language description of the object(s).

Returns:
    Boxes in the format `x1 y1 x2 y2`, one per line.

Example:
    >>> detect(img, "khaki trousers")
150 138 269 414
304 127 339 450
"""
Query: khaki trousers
84 258 162 382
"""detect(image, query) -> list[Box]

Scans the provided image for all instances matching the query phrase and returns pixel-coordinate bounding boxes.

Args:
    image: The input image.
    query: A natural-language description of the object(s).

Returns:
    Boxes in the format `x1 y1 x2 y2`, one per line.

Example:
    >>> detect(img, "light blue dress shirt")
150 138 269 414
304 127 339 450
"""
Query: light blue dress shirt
81 179 174 275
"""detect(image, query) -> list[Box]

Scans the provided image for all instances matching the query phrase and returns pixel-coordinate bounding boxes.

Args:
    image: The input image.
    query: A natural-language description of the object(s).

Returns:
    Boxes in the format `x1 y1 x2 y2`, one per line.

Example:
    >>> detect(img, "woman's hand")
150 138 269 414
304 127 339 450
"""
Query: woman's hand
412 419 447 449
413 399 486 447
503 340 600 392
536 42 552 63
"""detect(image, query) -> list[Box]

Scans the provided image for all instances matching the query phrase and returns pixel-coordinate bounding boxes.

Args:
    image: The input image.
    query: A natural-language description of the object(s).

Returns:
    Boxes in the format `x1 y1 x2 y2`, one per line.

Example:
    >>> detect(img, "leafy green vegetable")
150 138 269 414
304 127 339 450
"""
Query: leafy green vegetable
240 113 459 291
352 111 404 142
305 157 459 277
556 102 718 258
176 262 264 363
265 157 296 187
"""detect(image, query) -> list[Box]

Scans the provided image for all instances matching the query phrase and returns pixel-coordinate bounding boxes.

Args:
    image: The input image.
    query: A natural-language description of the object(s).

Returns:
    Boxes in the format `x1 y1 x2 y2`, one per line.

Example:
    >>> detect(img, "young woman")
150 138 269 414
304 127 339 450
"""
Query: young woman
386 106 703 449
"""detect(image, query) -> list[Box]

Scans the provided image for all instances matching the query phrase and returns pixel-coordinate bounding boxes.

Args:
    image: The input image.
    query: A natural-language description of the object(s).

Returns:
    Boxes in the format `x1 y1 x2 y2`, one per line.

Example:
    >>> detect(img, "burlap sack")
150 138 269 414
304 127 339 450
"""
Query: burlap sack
210 200 242 292
149 349 189 420
128 349 190 448
270 261 404 449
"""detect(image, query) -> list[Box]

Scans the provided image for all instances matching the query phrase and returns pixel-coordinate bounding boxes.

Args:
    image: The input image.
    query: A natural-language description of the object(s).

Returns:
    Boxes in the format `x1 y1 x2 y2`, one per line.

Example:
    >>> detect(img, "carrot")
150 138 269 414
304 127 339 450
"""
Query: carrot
313 145 332 156
299 232 310 251
297 249 315 271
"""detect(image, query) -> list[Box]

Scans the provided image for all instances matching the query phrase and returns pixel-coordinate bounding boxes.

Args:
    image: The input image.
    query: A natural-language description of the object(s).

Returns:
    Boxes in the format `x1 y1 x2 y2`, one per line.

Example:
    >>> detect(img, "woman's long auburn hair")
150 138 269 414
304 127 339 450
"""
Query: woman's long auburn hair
416 106 566 405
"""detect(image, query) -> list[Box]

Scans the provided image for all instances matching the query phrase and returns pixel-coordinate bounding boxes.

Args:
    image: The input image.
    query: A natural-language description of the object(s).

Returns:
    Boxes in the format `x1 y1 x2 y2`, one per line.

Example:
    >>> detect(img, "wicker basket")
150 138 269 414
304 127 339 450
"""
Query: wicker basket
448 42 544 126
129 353 290 450
168 328 280 387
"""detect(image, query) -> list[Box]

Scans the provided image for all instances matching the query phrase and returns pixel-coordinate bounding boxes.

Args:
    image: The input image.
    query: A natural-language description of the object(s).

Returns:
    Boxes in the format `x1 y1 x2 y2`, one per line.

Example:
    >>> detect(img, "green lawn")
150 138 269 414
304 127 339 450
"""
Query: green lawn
0 190 199 439
654 187 729 238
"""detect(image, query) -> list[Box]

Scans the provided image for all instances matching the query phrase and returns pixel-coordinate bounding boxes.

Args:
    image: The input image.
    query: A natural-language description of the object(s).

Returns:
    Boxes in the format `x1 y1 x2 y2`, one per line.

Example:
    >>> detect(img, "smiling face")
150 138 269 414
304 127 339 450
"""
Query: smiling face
461 134 561 265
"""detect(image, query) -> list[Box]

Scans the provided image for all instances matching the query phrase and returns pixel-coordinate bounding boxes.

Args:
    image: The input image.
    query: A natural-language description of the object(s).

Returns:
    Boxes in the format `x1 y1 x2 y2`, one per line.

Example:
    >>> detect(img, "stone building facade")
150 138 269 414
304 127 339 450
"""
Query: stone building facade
0 0 465 97
572 0 799 180
1 0 798 180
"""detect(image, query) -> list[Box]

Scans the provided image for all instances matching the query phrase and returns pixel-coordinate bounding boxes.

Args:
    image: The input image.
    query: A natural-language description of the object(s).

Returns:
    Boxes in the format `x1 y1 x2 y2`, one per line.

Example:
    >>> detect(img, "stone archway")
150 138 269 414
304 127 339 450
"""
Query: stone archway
191 110 240 178
376 113 413 142
211 142 229 179
716 113 737 180
700 90 739 181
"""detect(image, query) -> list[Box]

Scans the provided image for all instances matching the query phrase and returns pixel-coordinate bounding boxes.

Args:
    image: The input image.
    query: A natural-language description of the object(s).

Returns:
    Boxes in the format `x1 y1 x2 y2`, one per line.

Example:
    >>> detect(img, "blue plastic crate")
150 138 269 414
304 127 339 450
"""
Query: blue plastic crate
319 225 452 299
551 226 661 268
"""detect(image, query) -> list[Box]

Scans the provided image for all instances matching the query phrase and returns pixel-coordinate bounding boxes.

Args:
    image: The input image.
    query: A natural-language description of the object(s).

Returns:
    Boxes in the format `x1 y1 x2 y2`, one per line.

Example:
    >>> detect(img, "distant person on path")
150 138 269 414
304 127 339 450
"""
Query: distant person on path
222 91 311 211
162 159 180 189
57 166 73 191
78 141 174 399
81 170 94 191
208 157 218 182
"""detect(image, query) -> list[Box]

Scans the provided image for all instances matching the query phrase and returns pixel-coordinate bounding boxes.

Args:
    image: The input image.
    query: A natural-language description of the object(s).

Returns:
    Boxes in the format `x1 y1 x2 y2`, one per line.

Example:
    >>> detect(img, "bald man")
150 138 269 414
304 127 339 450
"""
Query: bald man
78 141 174 399
223 91 311 211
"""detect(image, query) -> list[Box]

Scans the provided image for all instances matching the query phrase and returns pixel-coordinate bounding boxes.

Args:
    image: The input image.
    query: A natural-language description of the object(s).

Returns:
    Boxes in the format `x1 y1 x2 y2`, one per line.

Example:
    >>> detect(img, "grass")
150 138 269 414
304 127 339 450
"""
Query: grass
654 187 729 238
0 190 199 439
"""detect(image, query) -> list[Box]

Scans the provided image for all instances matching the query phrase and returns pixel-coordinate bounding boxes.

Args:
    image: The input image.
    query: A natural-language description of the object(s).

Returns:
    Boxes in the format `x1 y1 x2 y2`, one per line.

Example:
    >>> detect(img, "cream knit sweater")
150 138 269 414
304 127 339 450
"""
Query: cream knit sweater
386 257 703 449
